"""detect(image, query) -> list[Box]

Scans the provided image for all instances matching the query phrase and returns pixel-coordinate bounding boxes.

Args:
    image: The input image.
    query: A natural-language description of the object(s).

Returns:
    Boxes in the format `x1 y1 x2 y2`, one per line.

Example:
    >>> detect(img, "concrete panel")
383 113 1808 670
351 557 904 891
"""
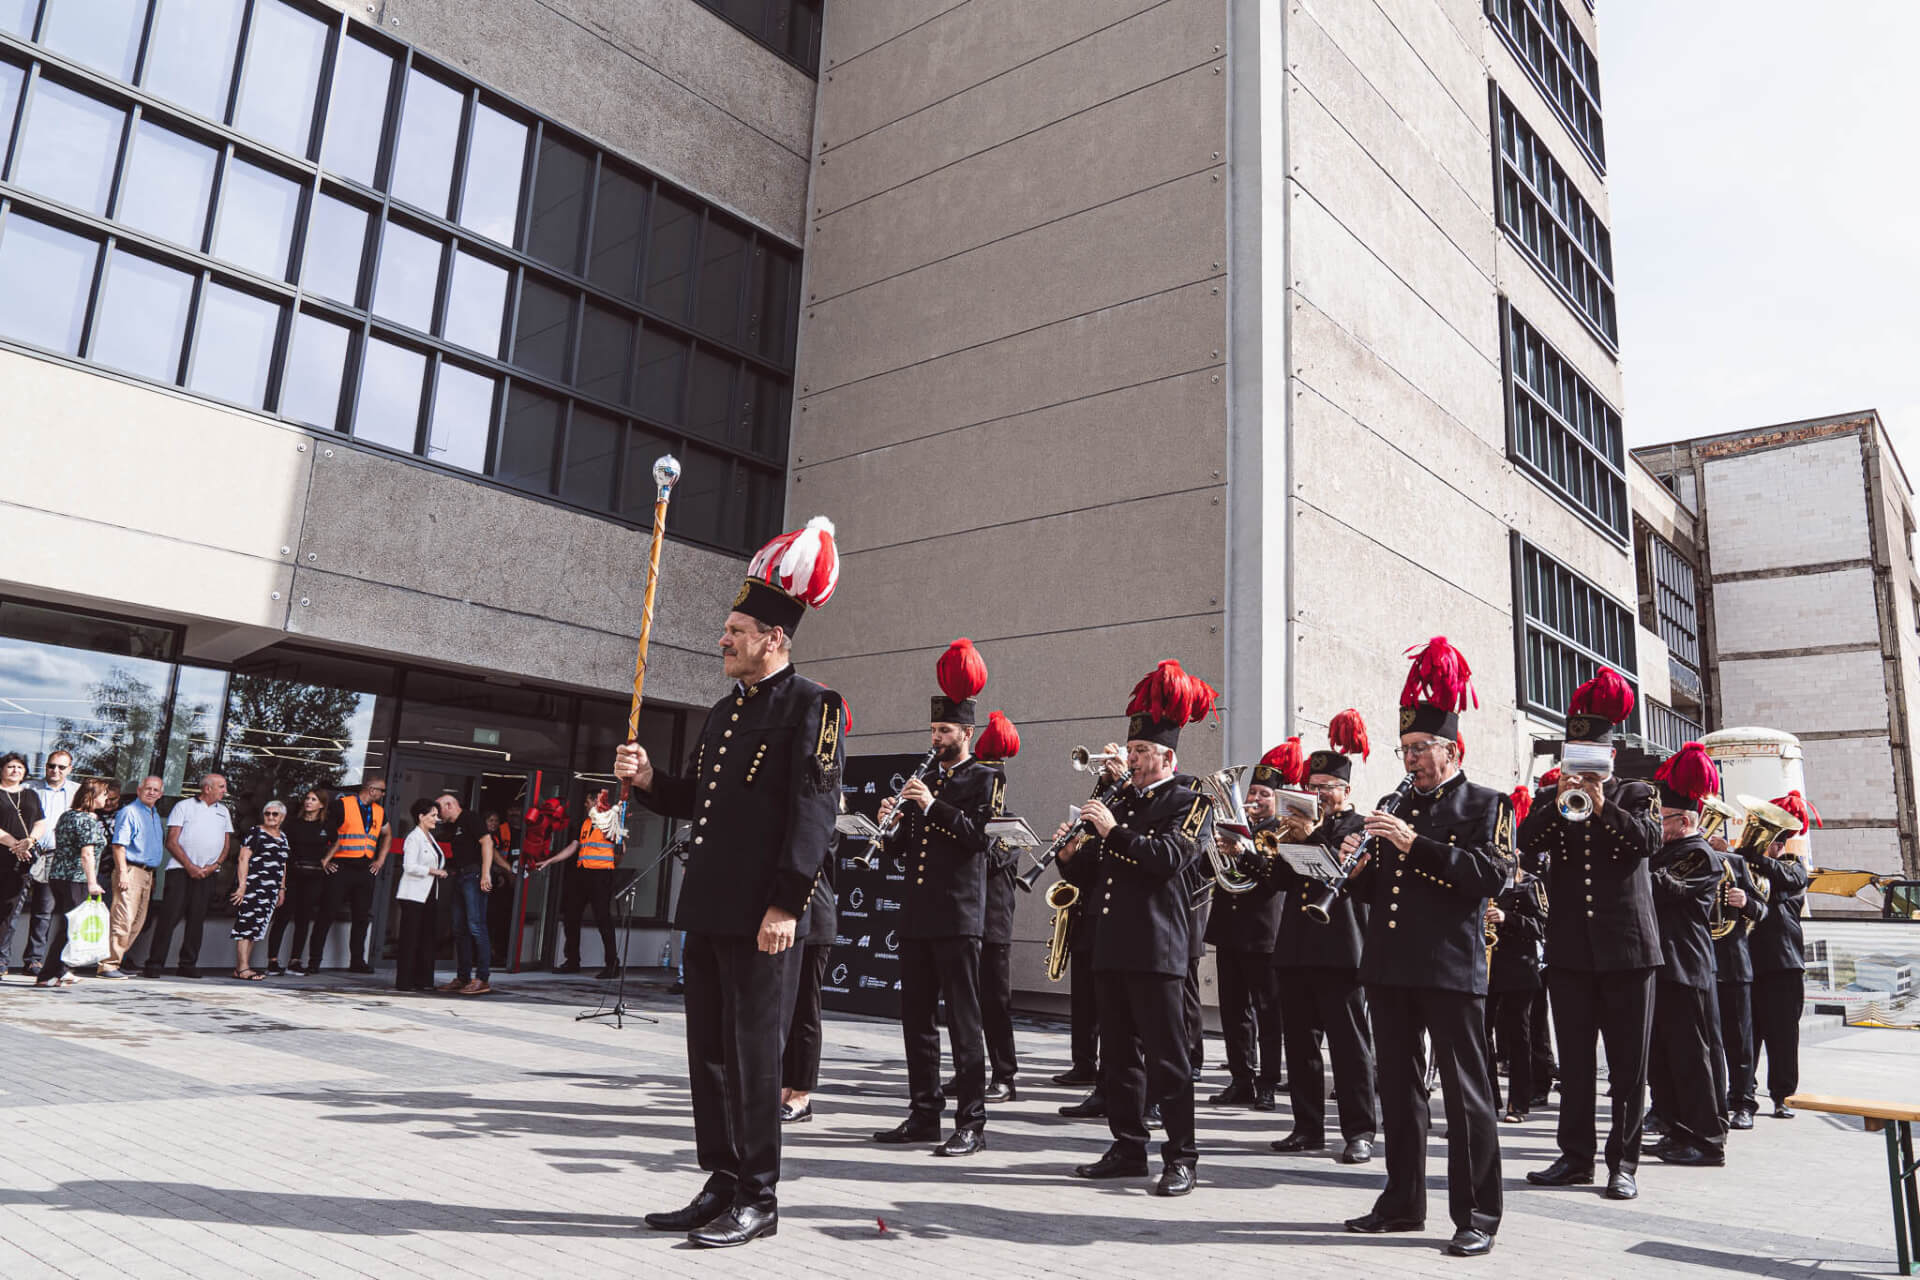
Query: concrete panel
811 62 1224 300
1704 436 1873 575
1717 650 1889 735
1802 827 1905 879
1372 0 1488 128
1798 735 1900 824
1713 568 1880 654
801 169 1224 392
825 0 969 66
793 279 1224 464
1494 240 1624 399
817 0 1221 214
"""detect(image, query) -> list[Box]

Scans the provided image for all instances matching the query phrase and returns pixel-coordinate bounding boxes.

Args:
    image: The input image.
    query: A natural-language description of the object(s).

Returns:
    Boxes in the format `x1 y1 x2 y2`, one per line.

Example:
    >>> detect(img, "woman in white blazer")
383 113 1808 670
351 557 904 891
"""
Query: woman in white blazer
395 797 447 992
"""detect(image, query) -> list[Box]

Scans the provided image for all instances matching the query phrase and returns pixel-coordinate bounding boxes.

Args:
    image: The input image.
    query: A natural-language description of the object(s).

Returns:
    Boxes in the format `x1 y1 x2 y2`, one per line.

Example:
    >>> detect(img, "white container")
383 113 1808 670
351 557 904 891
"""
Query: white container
1700 727 1811 857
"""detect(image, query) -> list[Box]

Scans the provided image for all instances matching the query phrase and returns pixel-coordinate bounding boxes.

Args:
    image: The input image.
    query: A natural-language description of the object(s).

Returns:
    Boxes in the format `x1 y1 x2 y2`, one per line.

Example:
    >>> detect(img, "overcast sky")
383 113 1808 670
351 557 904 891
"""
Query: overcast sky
1602 1 1920 462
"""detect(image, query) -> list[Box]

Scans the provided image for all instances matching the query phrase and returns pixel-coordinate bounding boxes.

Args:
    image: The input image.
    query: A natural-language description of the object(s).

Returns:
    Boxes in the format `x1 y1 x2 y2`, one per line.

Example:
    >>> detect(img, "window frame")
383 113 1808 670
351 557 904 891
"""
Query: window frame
1490 86 1617 353
1499 299 1629 547
1510 532 1640 728
1485 0 1605 176
685 0 822 78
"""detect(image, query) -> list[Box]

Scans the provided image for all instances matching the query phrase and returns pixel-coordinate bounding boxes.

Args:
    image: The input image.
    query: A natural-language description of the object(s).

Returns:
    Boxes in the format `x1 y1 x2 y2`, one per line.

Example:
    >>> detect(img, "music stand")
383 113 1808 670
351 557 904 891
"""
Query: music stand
577 830 688 1029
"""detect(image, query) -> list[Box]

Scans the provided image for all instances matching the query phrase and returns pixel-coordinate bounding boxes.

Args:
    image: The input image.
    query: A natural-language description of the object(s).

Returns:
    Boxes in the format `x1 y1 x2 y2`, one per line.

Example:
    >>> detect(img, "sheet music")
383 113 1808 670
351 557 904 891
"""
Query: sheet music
985 816 1041 848
1274 842 1342 881
835 812 883 840
1274 788 1321 823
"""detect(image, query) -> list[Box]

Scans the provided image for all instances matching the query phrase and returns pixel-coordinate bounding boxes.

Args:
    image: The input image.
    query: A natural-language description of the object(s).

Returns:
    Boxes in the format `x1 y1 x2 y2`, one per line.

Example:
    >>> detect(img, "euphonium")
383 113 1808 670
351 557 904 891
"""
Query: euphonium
1733 794 1800 860
1191 764 1261 895
1706 859 1740 940
1043 879 1078 981
1699 795 1741 841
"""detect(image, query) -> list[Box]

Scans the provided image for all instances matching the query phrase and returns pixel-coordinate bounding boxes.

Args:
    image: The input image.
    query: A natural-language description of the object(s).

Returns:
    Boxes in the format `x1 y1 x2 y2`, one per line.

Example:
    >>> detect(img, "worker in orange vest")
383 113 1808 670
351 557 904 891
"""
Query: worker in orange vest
320 778 391 973
534 790 622 979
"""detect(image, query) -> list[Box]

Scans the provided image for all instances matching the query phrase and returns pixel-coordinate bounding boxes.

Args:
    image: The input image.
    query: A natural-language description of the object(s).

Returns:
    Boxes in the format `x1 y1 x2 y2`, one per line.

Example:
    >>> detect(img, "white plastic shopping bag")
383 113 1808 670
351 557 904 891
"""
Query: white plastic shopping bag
62 896 111 967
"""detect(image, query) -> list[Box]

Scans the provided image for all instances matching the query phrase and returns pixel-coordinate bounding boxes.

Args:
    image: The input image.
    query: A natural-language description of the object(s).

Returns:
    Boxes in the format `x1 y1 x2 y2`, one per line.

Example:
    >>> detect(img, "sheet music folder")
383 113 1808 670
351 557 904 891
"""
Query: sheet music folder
835 812 883 840
1274 842 1343 881
985 817 1041 848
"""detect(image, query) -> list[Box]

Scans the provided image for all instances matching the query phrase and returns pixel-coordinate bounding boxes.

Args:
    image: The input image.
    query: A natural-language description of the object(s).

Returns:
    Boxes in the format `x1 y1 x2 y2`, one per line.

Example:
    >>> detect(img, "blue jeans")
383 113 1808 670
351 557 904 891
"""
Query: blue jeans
450 872 490 982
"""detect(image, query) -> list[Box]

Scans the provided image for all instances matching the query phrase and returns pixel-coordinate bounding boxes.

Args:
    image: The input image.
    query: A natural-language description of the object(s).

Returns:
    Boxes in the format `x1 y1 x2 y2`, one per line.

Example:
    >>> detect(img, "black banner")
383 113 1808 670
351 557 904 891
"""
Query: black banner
819 752 922 1019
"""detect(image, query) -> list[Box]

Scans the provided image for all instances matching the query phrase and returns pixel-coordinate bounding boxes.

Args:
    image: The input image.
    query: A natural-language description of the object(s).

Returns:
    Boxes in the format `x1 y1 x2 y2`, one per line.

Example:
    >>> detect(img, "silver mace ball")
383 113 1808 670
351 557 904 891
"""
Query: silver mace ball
653 454 682 501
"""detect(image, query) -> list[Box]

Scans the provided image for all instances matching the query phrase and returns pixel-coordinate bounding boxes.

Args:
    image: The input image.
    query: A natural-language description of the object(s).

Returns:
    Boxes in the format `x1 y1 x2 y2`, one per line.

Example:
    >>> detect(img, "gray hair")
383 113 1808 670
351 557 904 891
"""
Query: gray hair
261 799 287 816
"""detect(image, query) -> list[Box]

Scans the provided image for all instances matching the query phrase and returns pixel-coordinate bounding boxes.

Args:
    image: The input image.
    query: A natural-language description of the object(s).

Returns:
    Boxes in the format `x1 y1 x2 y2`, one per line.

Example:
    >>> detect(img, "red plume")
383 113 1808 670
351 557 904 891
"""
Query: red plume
1571 667 1636 723
975 711 1021 762
1328 708 1370 760
747 516 840 607
1401 637 1478 711
1126 659 1220 726
1260 738 1306 787
1772 790 1822 834
1509 785 1533 827
1536 767 1562 790
1456 730 1466 762
1655 741 1720 804
936 638 988 703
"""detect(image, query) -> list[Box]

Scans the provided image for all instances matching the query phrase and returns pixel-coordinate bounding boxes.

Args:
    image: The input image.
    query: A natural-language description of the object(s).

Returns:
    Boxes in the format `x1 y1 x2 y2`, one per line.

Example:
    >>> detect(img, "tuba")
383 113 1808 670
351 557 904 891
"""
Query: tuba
1699 795 1741 841
1733 794 1801 860
1043 880 1078 981
1189 765 1262 895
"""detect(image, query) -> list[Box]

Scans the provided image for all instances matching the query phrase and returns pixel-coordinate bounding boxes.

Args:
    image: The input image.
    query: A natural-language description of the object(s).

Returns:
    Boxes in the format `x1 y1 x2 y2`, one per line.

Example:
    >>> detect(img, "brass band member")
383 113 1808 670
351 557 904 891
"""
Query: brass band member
1645 743 1731 1169
1708 829 1768 1129
1750 790 1817 1119
1204 739 1295 1110
618 517 845 1248
1485 799 1547 1124
1266 713 1379 1163
975 712 1024 1102
1521 671 1662 1201
1341 639 1509 1257
1056 660 1216 1196
873 640 1001 1157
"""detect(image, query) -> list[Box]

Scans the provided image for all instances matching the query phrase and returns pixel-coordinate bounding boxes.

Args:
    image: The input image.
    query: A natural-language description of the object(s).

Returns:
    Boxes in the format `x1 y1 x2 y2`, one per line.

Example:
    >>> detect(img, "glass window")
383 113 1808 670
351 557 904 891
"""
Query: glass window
737 465 781 549
442 249 508 357
211 157 300 280
232 0 327 156
426 361 493 472
524 133 589 273
115 120 218 249
459 102 526 246
280 310 351 429
38 0 144 83
588 162 647 296
0 60 21 149
11 79 125 215
511 277 572 382
0 0 34 37
371 219 443 333
695 217 748 342
618 424 676 521
687 348 735 444
0 211 98 355
187 282 281 409
161 665 229 796
319 36 393 187
741 369 790 456
576 303 632 403
669 445 728 546
747 246 796 362
560 407 618 508
90 250 193 383
390 68 462 217
0 606 178 786
299 191 369 305
644 189 699 319
496 385 559 493
631 326 687 423
353 336 425 452
142 0 247 122
222 659 395 807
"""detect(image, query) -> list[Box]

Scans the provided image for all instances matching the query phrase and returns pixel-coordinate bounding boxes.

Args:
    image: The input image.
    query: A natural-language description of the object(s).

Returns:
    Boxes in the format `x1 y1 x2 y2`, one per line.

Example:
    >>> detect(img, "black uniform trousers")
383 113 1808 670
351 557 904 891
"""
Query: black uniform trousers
1548 966 1654 1174
1647 981 1727 1154
1069 943 1101 1076
682 931 804 1212
561 866 617 968
322 860 379 968
1486 991 1537 1115
1216 947 1282 1088
145 868 218 971
1277 969 1377 1142
268 865 327 968
900 936 987 1132
1367 985 1501 1235
782 942 833 1092
1184 952 1205 1071
1752 969 1804 1106
1529 984 1556 1093
1096 971 1198 1168
1707 983 1730 1115
980 941 1019 1083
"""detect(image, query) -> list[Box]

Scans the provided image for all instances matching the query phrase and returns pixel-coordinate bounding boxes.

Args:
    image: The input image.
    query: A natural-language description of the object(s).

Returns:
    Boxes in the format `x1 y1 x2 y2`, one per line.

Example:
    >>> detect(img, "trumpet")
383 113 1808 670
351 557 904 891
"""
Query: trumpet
1070 745 1125 772
1043 880 1078 981
1559 788 1594 822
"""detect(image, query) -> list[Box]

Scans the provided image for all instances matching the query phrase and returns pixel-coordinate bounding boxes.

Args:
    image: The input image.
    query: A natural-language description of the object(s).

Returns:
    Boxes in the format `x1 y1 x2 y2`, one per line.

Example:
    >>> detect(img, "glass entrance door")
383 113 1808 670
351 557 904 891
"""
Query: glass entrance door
386 757 540 971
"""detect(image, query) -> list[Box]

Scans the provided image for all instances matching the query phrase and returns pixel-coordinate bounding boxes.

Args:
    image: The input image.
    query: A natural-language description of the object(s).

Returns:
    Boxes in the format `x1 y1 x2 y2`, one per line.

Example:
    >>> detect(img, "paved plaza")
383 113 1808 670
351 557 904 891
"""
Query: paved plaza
0 971 1908 1279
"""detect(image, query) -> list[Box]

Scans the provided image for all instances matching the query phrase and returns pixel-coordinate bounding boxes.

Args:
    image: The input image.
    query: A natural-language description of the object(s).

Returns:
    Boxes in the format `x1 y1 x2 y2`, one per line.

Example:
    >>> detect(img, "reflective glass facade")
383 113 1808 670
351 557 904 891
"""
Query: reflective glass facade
690 0 822 75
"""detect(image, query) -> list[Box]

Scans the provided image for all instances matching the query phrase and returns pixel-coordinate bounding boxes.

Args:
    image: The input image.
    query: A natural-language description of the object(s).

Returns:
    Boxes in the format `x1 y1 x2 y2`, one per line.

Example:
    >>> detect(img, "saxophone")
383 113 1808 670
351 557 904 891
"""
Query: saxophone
1043 880 1078 981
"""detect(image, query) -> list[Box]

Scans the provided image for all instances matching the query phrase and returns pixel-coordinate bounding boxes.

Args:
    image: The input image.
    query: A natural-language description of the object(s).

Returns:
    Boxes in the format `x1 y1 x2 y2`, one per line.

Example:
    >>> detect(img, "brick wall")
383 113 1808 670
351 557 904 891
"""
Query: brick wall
1717 648 1888 733
1712 567 1879 654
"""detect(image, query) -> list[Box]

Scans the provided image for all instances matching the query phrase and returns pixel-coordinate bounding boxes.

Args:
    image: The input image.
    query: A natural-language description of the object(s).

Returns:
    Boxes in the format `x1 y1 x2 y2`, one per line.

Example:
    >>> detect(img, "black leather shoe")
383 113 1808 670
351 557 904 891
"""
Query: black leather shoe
1144 1103 1162 1129
177 967 203 979
779 1102 812 1124
1772 1105 1795 1119
554 961 582 973
1605 1170 1638 1200
1345 1211 1423 1233
1059 1093 1107 1119
1340 1138 1375 1164
1645 1137 1681 1160
1253 1087 1277 1112
643 1189 730 1231
1052 1068 1100 1086
594 965 619 979
872 1121 941 1144
1271 1132 1325 1153
1729 1109 1754 1130
1642 1113 1668 1137
1209 1081 1256 1106
1073 1153 1149 1179
935 1128 985 1157
688 1205 777 1248
1525 1157 1595 1186
1155 1165 1195 1196
1447 1228 1494 1257
1657 1144 1725 1167
986 1079 1017 1102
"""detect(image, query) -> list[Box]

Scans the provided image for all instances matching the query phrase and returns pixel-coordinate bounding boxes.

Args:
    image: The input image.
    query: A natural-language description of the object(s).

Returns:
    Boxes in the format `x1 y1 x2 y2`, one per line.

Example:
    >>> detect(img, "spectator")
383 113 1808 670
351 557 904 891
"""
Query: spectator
267 788 330 975
98 776 165 979
11 748 78 977
321 778 390 973
145 773 235 979
483 809 518 967
435 791 493 995
0 752 49 979
35 777 111 989
535 793 622 978
230 800 291 980
395 798 447 992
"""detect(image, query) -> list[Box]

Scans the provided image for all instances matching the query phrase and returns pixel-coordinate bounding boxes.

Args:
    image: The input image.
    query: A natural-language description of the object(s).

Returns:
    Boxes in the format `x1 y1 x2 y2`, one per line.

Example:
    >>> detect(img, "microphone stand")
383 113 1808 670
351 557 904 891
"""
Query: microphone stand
577 831 688 1029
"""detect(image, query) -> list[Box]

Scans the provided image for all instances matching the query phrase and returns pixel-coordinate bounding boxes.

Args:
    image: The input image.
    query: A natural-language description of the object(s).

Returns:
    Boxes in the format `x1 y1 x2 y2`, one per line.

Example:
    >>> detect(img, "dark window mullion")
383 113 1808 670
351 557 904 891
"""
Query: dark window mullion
74 227 113 362
447 85 476 225
336 315 369 435
224 0 257 128
176 267 207 386
415 348 438 457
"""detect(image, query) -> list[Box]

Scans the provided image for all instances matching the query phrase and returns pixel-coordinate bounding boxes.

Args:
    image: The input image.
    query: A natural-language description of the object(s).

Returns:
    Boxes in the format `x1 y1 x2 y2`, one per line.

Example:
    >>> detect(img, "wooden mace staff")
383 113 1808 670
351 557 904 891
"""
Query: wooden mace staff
619 454 682 806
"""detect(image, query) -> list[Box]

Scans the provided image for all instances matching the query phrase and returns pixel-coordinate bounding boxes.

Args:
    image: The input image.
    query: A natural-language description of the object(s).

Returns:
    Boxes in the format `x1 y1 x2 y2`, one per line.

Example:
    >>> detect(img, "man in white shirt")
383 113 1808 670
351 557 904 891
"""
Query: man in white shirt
6 750 75 976
144 773 234 979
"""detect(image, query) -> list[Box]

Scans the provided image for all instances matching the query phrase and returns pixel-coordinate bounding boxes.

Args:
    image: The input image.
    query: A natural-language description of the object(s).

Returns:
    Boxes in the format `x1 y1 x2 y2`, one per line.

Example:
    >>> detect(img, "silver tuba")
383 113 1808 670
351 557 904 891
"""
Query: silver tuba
1189 765 1261 895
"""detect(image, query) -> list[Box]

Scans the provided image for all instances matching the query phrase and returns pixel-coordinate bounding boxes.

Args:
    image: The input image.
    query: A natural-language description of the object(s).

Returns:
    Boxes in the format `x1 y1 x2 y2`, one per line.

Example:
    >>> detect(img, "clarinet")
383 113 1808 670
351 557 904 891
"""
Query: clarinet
861 748 939 870
1301 772 1415 923
1015 767 1133 892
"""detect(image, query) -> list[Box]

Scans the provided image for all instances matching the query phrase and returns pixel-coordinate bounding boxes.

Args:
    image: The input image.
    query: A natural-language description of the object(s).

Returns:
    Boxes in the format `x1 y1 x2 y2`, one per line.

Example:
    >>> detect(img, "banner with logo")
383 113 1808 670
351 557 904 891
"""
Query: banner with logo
819 752 922 1019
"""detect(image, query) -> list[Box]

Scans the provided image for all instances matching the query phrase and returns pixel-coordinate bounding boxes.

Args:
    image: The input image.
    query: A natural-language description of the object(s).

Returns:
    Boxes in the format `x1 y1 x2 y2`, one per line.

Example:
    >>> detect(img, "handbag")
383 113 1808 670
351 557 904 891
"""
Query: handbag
28 848 52 884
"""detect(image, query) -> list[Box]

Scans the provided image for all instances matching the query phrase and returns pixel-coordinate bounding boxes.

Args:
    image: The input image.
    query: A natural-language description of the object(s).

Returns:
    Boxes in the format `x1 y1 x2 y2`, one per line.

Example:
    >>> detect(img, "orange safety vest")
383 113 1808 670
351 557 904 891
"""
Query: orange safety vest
577 818 618 871
334 800 385 859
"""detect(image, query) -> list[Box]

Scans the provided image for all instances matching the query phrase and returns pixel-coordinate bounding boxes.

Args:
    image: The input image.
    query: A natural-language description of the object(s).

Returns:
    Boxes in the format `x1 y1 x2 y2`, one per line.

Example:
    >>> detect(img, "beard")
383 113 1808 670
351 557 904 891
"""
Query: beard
936 739 966 765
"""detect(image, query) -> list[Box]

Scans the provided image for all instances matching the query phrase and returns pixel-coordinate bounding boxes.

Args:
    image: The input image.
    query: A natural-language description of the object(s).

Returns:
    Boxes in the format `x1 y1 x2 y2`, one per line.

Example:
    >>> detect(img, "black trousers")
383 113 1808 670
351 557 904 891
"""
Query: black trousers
1548 966 1654 1174
1486 989 1537 1115
1530 982 1556 1089
682 931 803 1212
1706 977 1727 1115
1069 942 1100 1075
782 943 832 1092
1215 946 1282 1088
1096 970 1197 1169
5 872 55 968
1752 969 1804 1106
980 941 1019 1083
146 869 218 970
1367 985 1501 1235
1184 951 1205 1070
394 898 436 990
562 867 617 967
900 936 987 1132
0 859 23 967
38 880 86 981
1277 967 1378 1142
322 860 379 968
268 866 327 968
1648 980 1727 1153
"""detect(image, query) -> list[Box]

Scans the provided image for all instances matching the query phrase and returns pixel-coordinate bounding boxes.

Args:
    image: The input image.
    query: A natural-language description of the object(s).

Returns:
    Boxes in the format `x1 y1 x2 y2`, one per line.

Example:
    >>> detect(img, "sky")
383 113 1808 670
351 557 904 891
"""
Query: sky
1602 1 1920 462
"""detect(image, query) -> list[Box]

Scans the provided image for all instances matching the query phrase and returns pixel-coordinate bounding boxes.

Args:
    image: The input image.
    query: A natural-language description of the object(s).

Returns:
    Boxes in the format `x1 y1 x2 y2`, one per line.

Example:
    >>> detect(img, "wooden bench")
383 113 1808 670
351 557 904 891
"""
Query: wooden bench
1788 1094 1920 1275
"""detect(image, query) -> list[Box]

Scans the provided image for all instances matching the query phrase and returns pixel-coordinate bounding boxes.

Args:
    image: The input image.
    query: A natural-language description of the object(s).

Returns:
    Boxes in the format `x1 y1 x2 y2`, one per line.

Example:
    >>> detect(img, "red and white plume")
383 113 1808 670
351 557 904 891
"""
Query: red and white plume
936 638 988 703
1772 790 1822 834
1328 708 1370 760
1401 636 1478 711
1510 785 1533 827
1126 659 1220 726
1655 741 1721 804
1571 667 1636 722
747 516 839 607
1261 738 1307 787
976 711 1021 762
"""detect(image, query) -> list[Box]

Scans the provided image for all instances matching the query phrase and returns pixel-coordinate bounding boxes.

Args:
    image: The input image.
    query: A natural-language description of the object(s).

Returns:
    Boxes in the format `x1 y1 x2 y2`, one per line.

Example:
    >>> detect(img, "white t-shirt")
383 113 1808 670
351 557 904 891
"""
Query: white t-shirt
166 798 234 867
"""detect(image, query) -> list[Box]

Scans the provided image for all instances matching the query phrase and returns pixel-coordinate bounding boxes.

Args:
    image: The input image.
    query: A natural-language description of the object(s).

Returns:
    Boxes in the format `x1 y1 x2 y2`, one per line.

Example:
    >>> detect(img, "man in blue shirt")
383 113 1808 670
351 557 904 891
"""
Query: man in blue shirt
99 776 166 979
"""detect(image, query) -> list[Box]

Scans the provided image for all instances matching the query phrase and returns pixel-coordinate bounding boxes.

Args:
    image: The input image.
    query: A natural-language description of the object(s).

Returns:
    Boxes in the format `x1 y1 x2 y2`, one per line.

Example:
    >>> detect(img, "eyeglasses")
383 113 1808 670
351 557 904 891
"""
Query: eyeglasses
1399 740 1448 758
46 763 70 770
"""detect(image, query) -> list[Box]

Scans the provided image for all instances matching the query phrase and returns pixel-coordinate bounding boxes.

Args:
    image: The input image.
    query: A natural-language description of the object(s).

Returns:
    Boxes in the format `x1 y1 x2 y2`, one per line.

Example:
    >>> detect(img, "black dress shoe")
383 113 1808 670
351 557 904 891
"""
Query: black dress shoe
1657 1144 1725 1167
934 1129 985 1157
1728 1109 1754 1130
554 961 583 973
1525 1156 1595 1186
1052 1068 1100 1086
594 965 619 979
1447 1228 1494 1257
1073 1152 1149 1179
177 967 203 979
1340 1137 1375 1164
349 964 375 974
1144 1103 1162 1129
986 1079 1017 1102
688 1204 777 1248
780 1102 812 1124
1529 1090 1552 1109
1642 1113 1668 1137
1252 1087 1277 1112
1271 1132 1326 1153
1345 1211 1423 1233
1644 1137 1681 1160
872 1120 941 1144
644 1189 731 1231
1155 1165 1195 1196
1209 1081 1256 1106
1772 1105 1795 1119
1059 1093 1107 1119
1605 1170 1638 1200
